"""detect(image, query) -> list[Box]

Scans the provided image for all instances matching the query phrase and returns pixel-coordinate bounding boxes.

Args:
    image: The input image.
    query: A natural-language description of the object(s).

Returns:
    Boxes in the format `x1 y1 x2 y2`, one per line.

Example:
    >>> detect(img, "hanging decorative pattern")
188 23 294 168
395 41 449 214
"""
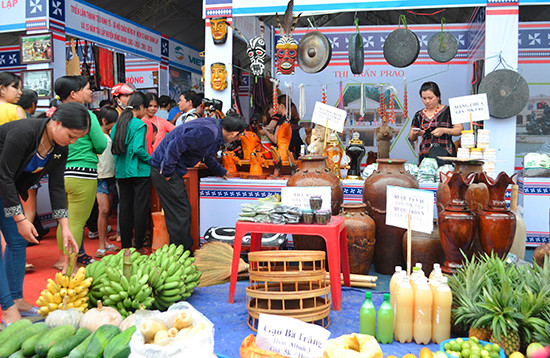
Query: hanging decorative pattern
322 85 327 104
378 84 386 121
388 88 396 124
338 81 344 110
270 78 279 115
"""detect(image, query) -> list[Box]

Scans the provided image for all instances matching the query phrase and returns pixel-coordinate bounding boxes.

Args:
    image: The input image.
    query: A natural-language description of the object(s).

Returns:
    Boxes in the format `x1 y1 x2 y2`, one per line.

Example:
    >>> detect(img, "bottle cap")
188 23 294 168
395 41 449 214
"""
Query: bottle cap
383 293 390 300
365 291 372 299
412 266 419 272
433 263 440 269
440 276 448 284
395 266 402 272
415 263 422 269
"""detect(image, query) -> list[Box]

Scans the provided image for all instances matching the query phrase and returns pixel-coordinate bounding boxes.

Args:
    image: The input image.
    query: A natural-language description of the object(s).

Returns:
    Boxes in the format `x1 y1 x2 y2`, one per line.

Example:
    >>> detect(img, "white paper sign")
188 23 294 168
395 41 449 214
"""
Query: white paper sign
311 101 347 133
281 186 332 210
256 314 331 358
448 93 490 124
386 185 434 234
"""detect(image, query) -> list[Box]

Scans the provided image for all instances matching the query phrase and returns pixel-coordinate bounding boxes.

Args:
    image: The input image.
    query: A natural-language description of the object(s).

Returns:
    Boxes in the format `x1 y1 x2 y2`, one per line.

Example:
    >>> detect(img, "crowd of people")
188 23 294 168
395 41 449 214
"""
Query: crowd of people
0 72 249 326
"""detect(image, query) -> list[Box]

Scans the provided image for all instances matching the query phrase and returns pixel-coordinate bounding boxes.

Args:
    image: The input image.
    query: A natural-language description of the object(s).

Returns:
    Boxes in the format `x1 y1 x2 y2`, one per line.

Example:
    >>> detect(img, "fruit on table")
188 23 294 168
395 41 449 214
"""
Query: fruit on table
420 347 434 358
45 296 84 328
527 343 545 358
37 267 92 316
509 352 526 358
444 337 502 358
79 300 123 332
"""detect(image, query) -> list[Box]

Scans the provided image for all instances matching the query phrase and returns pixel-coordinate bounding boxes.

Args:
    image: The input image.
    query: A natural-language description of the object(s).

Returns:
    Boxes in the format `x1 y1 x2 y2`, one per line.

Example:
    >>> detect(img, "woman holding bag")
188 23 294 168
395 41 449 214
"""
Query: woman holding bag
408 81 463 164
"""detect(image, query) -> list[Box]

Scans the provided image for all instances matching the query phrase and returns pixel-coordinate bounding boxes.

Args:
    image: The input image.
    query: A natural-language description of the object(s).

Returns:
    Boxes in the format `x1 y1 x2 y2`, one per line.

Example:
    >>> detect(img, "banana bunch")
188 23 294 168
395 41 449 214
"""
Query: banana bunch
86 248 154 317
85 245 201 315
146 244 201 311
36 267 92 316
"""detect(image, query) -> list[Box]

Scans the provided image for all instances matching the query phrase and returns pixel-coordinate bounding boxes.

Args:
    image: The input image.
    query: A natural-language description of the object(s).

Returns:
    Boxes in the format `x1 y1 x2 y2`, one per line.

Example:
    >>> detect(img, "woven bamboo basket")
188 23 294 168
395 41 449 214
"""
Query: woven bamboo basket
246 250 331 331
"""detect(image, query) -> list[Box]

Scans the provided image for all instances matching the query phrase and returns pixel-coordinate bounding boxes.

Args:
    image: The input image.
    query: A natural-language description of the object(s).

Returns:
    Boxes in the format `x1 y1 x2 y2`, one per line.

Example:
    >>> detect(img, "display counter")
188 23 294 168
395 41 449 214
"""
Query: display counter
199 177 438 239
518 176 550 246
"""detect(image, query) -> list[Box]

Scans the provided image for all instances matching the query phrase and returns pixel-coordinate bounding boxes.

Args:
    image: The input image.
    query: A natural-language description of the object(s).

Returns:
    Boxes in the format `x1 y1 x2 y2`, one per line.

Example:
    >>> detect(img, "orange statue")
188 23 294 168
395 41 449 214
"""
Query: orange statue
324 133 343 178
222 147 241 174
277 121 291 162
249 150 270 176
240 130 263 160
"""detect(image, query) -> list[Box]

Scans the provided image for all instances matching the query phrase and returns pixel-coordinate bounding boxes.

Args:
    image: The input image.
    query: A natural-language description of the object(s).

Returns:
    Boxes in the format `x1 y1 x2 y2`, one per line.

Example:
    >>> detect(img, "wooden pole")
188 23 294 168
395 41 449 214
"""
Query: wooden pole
407 213 412 276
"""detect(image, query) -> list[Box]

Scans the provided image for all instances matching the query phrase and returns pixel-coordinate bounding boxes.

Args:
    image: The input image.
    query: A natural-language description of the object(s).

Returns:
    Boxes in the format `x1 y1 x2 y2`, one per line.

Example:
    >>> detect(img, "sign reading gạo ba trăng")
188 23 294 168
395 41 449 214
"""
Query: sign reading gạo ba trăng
448 93 490 124
311 101 347 133
255 313 330 358
385 185 434 234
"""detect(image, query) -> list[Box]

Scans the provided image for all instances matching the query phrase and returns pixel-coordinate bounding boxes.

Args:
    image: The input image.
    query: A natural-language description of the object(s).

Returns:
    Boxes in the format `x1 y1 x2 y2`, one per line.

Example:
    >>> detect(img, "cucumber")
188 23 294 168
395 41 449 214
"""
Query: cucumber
35 324 76 357
0 322 48 357
83 324 121 358
7 351 26 358
21 331 44 356
103 326 136 358
0 319 32 347
67 334 93 358
47 327 91 358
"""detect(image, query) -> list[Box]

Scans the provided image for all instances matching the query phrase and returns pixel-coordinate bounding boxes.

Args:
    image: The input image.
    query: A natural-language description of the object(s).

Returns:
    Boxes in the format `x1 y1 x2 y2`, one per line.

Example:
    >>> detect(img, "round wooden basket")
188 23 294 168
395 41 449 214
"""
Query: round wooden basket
246 250 331 331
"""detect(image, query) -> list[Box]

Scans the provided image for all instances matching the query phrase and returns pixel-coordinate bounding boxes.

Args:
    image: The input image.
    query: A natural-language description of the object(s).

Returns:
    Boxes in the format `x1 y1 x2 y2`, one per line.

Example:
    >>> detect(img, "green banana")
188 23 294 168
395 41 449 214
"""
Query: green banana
120 276 129 291
160 287 182 298
137 274 149 286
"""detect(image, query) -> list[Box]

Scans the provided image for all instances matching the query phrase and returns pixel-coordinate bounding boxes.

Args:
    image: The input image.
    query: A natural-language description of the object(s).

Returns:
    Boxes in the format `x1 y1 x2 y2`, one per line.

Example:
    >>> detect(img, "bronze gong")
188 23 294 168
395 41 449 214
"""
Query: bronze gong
478 69 529 119
297 31 332 74
428 32 458 63
383 28 420 68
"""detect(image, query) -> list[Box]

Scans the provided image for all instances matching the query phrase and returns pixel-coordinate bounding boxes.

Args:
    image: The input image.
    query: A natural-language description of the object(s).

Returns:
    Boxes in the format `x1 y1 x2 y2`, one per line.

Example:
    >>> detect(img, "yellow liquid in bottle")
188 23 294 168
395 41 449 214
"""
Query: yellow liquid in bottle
432 277 453 343
413 278 433 344
395 276 413 343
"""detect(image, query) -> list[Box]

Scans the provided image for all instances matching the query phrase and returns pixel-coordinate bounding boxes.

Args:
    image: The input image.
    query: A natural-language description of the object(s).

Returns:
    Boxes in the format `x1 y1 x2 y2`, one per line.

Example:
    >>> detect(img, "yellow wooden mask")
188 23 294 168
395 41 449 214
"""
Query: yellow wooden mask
210 17 228 44
210 62 227 91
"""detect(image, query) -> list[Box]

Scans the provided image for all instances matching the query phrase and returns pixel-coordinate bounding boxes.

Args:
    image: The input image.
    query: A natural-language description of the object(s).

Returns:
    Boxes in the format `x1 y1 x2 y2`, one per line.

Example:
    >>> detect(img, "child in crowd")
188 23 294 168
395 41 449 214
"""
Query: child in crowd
111 92 151 254
95 106 119 258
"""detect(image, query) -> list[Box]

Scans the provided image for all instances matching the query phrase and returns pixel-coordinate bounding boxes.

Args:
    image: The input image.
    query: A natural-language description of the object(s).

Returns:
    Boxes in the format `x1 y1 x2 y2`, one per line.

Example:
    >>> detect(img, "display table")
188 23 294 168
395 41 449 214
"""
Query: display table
199 177 438 239
229 216 350 311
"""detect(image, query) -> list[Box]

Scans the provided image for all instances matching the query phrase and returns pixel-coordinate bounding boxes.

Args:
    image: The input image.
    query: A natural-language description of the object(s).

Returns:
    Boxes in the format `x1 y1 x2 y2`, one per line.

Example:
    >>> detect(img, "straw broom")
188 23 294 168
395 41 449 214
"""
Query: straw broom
194 242 248 287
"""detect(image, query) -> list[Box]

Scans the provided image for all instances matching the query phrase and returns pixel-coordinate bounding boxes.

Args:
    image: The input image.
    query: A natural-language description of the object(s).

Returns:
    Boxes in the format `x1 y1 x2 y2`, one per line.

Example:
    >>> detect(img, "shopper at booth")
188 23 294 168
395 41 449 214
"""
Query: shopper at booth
408 81 463 164
0 102 87 324
53 76 107 272
142 93 175 153
111 82 136 114
155 95 172 120
16 89 38 118
0 72 25 125
150 113 247 250
111 92 151 254
173 91 201 126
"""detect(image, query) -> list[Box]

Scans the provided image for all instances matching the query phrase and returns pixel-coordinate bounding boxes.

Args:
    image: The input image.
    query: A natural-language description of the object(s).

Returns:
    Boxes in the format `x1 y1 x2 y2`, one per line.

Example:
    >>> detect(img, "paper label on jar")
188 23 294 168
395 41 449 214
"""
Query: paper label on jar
386 185 434 234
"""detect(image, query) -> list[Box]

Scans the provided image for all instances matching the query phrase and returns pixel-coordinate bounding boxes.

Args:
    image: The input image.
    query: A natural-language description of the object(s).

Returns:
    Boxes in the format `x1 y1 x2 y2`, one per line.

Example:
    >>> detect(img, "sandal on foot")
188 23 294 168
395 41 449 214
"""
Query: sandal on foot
20 306 40 317
94 249 106 258
77 253 96 265
105 244 119 252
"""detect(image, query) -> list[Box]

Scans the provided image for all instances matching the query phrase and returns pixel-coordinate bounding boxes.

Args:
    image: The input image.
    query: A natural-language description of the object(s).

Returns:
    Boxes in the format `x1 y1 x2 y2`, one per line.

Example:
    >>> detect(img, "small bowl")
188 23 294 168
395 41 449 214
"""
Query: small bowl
440 338 505 358
302 210 314 224
315 209 331 224
309 195 323 210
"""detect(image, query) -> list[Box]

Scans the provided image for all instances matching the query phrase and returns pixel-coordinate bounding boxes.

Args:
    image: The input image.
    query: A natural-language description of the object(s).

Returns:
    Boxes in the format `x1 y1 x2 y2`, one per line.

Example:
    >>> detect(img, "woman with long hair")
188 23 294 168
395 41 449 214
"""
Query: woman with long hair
142 93 175 153
54 76 107 272
0 102 88 324
111 92 151 254
0 72 25 125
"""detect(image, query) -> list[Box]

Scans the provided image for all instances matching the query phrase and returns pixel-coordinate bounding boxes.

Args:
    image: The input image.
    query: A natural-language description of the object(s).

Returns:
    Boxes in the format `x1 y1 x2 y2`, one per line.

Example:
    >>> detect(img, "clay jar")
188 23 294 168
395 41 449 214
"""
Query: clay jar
438 173 477 274
402 223 444 273
436 159 489 214
339 203 376 275
362 159 418 274
287 155 344 252
476 172 516 259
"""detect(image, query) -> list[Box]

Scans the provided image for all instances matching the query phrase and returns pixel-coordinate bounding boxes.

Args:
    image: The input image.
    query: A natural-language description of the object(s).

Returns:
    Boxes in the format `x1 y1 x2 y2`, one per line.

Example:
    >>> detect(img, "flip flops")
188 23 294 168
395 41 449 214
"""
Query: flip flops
105 244 119 252
20 306 40 317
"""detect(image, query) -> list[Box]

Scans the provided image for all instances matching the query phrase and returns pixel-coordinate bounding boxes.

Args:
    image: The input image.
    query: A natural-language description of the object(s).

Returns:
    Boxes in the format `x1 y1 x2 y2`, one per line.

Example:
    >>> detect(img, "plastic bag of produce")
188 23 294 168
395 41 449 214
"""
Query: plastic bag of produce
323 333 383 358
240 334 288 358
129 301 215 358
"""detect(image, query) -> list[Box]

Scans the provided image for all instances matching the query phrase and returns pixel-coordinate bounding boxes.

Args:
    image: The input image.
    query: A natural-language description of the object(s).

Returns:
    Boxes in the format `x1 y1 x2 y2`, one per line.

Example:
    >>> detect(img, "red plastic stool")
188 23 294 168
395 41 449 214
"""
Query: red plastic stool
228 216 350 311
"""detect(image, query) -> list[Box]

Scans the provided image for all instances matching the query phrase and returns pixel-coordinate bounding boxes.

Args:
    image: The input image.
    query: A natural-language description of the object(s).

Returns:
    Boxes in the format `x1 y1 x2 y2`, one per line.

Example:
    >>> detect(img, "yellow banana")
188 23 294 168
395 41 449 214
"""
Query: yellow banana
44 291 55 303
55 272 64 285
81 277 93 288
38 307 50 316
68 288 76 297
62 275 70 288
47 303 58 311
53 292 62 303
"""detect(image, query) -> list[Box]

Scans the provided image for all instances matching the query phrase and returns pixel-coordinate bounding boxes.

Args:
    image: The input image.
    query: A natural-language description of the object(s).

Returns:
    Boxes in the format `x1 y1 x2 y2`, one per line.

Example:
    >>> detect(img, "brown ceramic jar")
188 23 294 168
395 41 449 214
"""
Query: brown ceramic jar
362 159 418 274
339 203 376 275
402 223 444 273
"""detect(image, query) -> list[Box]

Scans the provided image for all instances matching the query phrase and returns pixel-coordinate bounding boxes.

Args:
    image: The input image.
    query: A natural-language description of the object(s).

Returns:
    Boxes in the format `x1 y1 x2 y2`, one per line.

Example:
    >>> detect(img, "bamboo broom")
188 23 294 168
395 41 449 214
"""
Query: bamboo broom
194 242 249 287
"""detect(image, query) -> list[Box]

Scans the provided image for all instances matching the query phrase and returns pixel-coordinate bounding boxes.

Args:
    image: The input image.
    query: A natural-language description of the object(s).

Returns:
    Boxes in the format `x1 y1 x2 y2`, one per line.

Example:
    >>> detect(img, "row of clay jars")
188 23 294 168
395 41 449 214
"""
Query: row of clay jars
438 172 516 274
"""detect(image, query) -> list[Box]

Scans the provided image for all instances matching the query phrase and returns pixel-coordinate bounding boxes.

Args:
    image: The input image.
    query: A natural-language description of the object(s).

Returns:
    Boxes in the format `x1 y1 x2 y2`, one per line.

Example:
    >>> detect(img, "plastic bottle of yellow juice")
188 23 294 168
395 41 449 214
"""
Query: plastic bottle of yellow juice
413 277 433 344
432 276 452 343
395 274 413 343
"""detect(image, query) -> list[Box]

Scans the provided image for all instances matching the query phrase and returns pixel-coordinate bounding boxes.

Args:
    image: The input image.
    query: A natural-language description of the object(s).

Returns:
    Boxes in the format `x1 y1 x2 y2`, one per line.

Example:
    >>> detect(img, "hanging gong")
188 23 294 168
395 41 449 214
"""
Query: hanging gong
348 20 364 75
428 32 458 63
297 31 332 74
478 69 529 119
383 28 420 68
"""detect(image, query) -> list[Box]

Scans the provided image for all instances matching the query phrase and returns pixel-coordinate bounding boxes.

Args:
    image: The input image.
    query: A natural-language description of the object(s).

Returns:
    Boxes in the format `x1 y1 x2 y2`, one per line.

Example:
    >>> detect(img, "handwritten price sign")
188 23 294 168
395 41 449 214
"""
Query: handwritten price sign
386 185 434 234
